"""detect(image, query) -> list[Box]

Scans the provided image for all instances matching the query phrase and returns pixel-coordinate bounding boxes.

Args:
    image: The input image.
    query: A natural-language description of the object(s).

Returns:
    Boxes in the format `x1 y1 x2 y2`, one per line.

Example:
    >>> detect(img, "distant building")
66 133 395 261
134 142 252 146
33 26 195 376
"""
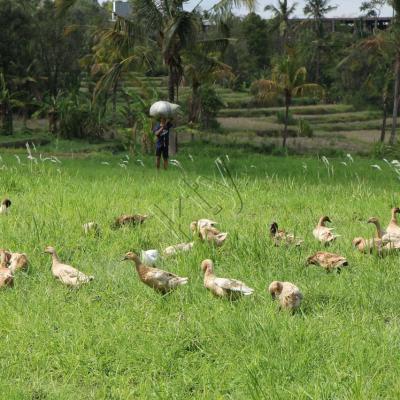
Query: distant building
291 16 392 33
112 1 132 21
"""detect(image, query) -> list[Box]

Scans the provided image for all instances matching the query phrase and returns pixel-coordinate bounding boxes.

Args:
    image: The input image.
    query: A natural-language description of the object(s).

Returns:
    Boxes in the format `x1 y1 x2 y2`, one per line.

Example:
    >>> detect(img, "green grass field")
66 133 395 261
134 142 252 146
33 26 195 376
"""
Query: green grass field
1 147 400 399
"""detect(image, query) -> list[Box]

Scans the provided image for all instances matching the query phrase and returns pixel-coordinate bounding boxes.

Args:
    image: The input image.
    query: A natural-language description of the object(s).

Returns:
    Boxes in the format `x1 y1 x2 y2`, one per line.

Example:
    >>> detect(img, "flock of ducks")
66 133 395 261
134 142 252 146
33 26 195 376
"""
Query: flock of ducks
2 197 400 313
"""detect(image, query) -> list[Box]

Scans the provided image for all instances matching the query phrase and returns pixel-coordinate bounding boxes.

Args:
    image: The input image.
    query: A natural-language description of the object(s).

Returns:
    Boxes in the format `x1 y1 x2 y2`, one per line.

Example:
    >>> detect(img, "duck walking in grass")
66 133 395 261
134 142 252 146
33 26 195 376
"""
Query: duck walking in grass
0 250 13 288
44 246 94 287
112 214 148 229
313 216 339 244
200 259 253 300
0 198 11 215
306 251 348 273
8 252 28 274
269 222 303 246
352 237 381 254
268 281 302 312
122 251 188 294
368 217 386 239
384 207 400 241
163 242 194 256
83 222 100 236
199 227 228 247
191 219 218 231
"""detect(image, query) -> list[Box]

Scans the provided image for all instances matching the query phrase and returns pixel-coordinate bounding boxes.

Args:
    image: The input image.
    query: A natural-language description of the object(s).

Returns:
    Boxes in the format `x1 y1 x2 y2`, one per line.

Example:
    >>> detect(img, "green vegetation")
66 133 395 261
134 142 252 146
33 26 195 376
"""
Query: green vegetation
1 148 400 398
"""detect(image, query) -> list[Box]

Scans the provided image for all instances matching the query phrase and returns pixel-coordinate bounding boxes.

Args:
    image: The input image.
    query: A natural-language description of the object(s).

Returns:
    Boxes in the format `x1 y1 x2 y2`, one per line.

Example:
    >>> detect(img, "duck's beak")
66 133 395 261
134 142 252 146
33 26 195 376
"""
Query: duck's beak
120 256 128 262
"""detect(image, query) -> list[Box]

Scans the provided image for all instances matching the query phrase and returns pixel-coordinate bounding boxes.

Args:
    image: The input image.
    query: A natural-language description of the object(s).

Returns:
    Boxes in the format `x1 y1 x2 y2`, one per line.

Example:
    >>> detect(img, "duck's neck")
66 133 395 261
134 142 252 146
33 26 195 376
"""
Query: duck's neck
391 210 398 225
318 217 327 227
132 257 146 272
51 253 60 264
373 221 384 239
204 268 214 280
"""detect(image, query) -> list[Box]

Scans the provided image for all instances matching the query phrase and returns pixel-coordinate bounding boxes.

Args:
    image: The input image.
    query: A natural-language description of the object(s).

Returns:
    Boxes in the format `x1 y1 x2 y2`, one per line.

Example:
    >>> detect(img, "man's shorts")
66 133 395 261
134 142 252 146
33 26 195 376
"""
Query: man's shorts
156 145 168 159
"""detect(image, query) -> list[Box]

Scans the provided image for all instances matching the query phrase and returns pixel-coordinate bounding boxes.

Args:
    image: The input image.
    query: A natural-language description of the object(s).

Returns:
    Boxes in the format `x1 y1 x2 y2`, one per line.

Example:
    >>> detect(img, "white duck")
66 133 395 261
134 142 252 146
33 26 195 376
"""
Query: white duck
313 216 339 244
201 259 253 299
83 222 100 236
44 246 94 287
141 249 159 266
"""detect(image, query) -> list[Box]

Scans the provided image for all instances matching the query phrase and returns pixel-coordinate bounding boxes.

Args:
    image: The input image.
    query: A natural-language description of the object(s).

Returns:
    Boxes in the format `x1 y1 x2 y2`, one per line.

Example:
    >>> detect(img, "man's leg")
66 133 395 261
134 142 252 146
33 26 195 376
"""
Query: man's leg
156 156 161 169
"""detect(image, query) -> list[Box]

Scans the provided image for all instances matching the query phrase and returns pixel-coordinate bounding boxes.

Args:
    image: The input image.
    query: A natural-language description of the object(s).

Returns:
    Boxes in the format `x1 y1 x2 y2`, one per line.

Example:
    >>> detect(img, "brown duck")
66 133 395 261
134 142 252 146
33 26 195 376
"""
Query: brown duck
122 252 188 294
306 251 348 273
112 214 149 229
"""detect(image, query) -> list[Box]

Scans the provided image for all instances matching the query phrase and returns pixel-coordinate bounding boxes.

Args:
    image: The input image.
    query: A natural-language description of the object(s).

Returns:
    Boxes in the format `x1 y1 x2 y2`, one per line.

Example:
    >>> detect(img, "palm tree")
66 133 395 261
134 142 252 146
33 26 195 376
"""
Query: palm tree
303 0 337 82
389 0 400 145
184 41 232 123
264 0 297 51
252 55 324 147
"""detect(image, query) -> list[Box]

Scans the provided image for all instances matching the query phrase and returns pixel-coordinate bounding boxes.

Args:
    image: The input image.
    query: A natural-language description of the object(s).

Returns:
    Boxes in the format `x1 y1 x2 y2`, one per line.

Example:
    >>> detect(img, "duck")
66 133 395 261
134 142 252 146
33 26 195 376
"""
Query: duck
163 242 194 256
384 207 400 240
269 222 303 246
199 227 228 247
268 281 302 311
0 198 11 215
122 251 188 294
306 251 348 273
83 222 100 236
352 237 382 254
367 217 386 239
190 219 218 232
0 250 13 288
44 246 94 287
313 216 339 244
141 249 159 266
200 259 253 299
112 214 148 229
8 252 28 274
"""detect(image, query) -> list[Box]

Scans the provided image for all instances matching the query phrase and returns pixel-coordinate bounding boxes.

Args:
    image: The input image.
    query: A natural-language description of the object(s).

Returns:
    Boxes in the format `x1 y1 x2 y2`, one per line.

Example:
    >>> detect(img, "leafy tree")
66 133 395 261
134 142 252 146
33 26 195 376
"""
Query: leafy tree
251 54 324 147
241 13 271 74
389 0 400 145
303 0 337 82
264 0 297 52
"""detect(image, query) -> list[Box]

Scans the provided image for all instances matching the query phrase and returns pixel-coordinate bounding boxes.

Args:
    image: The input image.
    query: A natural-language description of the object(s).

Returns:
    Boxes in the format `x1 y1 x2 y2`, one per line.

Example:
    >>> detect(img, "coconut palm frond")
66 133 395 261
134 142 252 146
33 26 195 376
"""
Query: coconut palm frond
293 83 324 97
55 0 77 17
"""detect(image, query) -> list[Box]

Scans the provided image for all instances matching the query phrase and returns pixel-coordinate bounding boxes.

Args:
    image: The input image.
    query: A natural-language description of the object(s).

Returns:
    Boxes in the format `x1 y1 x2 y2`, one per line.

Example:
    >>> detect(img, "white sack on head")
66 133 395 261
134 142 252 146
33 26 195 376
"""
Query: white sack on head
149 101 180 118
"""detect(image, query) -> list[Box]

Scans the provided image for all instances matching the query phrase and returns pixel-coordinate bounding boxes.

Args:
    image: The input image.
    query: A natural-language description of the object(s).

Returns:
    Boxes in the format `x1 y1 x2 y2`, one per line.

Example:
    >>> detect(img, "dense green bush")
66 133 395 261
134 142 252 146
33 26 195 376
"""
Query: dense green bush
297 118 314 137
276 110 296 126
198 85 225 130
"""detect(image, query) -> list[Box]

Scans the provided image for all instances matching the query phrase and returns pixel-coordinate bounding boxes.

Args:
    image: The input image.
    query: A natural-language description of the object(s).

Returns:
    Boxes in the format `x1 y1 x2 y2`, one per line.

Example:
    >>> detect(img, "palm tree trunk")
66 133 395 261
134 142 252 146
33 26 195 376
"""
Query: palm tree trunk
381 93 388 142
168 66 175 103
282 96 290 148
390 52 400 145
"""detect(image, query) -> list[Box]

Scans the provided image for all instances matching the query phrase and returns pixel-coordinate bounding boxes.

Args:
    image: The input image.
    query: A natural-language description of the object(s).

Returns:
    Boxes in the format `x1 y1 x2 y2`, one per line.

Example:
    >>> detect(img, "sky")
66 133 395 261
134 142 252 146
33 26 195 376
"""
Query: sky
184 0 394 18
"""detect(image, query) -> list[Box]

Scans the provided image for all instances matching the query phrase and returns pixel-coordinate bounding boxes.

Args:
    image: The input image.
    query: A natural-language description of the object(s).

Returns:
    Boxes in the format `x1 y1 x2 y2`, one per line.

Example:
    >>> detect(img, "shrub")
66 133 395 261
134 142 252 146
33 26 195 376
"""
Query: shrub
276 110 296 125
298 118 314 137
197 85 225 130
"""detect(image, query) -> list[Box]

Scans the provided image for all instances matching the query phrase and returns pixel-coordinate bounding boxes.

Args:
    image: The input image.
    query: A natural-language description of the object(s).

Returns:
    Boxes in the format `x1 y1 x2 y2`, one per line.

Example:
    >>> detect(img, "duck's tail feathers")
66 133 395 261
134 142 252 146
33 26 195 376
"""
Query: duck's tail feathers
176 277 189 286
